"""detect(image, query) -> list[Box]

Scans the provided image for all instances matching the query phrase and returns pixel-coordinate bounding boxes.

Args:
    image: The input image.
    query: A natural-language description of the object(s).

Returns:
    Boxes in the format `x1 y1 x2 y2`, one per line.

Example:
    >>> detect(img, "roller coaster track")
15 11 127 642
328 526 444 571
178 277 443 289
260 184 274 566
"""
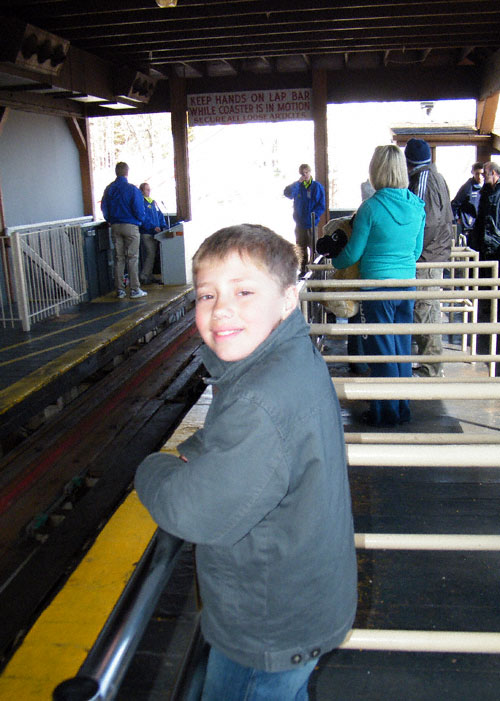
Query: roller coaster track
0 309 205 663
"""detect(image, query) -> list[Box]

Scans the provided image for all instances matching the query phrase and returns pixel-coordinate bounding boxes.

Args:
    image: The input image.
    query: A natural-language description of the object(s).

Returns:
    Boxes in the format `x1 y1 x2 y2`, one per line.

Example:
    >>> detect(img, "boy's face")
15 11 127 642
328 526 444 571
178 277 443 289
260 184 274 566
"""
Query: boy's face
195 251 298 362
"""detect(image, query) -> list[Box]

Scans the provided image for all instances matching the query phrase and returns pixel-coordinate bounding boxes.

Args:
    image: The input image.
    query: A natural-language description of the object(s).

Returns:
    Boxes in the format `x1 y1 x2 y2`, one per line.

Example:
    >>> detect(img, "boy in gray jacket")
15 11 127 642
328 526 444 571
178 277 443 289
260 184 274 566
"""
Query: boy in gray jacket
135 224 357 700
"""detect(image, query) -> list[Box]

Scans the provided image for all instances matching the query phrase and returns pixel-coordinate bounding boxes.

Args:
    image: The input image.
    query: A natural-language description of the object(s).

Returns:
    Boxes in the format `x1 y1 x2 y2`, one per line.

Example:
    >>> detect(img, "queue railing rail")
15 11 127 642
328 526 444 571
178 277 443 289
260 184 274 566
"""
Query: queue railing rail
301 259 499 376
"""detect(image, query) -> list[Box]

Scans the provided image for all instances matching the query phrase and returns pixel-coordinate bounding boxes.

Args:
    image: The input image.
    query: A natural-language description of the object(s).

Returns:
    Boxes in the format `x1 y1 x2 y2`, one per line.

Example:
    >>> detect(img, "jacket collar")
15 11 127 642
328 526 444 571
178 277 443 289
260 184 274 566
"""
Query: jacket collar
201 307 308 385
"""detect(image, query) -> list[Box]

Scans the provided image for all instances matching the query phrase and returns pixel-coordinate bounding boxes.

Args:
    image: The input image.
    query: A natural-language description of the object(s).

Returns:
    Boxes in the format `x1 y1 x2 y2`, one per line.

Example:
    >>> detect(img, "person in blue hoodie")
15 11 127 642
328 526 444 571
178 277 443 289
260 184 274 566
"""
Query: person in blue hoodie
101 162 147 299
284 164 325 275
139 182 167 285
332 145 425 426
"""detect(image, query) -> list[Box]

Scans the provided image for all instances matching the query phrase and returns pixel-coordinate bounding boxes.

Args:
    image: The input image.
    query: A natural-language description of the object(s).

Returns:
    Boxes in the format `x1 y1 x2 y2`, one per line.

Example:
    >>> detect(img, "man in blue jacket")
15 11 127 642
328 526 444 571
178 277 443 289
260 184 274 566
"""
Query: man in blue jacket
101 162 147 299
284 164 325 275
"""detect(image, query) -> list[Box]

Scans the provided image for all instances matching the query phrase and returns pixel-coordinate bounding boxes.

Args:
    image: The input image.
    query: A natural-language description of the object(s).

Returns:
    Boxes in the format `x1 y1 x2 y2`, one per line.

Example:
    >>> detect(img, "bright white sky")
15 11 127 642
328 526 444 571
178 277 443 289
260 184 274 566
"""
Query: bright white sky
92 99 481 250
187 99 478 244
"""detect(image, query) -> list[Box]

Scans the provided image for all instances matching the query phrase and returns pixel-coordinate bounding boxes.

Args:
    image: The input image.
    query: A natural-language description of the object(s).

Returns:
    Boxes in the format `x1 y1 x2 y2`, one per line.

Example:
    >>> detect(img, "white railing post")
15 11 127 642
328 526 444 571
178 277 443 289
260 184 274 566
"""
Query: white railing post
9 230 31 332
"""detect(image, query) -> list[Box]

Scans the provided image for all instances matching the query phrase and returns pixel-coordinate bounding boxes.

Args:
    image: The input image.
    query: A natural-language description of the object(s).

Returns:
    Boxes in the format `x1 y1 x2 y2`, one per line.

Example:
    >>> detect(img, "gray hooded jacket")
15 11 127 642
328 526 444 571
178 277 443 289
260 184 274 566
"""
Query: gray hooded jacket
408 162 454 262
135 308 357 672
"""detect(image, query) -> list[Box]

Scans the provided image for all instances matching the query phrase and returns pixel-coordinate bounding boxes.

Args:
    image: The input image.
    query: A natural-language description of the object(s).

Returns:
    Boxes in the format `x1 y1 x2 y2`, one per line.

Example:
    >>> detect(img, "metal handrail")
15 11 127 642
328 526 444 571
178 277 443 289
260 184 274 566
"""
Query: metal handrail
53 529 183 701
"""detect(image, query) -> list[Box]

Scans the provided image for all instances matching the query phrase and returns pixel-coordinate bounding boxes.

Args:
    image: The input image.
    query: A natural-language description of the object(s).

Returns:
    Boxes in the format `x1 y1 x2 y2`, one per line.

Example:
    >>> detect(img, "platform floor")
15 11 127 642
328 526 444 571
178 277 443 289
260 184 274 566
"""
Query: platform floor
0 282 194 441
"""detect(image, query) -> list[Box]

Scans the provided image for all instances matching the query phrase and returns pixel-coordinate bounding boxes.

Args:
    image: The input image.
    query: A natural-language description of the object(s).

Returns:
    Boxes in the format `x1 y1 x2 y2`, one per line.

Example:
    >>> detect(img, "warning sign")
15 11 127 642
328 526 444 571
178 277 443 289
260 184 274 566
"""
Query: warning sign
187 89 312 126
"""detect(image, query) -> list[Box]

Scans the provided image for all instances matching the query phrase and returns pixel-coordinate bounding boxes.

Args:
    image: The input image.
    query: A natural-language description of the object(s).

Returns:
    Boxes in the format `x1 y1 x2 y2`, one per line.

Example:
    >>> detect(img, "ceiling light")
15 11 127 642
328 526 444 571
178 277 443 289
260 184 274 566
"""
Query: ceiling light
156 0 177 7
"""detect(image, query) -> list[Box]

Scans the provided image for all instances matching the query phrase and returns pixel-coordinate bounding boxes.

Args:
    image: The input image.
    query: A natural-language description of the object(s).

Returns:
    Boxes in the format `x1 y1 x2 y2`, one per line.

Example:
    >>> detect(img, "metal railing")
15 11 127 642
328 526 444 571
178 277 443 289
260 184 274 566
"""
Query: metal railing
0 236 16 328
301 257 499 376
1 224 88 331
53 530 183 701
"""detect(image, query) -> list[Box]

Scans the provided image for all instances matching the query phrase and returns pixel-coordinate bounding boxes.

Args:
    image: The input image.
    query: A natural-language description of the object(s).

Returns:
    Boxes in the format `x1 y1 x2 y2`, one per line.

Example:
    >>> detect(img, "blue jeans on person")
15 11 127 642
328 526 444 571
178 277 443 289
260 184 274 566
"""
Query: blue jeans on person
348 310 369 374
188 645 318 701
359 287 415 425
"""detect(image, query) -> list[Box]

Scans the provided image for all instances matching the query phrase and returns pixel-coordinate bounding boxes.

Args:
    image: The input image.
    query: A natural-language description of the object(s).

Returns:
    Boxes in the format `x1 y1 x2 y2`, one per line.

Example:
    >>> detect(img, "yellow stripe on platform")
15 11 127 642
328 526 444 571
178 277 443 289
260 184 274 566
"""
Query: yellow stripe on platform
0 491 157 700
0 287 192 417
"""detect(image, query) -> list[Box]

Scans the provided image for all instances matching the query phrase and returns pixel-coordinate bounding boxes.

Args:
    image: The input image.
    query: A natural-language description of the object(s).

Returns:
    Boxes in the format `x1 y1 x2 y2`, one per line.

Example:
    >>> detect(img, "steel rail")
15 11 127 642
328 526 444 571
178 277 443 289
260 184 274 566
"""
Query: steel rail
53 530 183 701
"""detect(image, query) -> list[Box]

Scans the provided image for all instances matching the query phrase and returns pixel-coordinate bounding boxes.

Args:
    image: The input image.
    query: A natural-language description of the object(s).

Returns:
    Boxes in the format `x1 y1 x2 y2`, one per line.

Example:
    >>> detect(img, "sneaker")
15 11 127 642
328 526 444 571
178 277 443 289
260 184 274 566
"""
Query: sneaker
116 289 126 299
130 288 148 299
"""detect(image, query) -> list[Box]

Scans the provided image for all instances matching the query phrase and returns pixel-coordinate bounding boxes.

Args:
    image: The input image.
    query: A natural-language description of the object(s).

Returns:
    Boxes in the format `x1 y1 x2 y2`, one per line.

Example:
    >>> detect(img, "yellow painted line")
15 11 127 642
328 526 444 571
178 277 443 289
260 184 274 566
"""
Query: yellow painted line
0 491 157 700
0 306 145 354
0 288 193 416
0 336 92 368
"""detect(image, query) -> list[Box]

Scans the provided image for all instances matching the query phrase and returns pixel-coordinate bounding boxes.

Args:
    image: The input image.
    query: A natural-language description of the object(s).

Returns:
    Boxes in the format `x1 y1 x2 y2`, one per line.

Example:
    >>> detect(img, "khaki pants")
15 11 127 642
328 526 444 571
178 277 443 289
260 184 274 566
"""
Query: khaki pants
140 234 158 282
295 225 312 270
413 267 443 376
111 223 140 292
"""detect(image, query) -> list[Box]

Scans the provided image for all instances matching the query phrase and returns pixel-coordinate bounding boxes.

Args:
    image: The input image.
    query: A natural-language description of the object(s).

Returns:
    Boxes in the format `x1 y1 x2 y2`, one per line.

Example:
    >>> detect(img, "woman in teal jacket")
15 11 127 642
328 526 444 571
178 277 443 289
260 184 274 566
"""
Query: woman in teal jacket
332 145 425 426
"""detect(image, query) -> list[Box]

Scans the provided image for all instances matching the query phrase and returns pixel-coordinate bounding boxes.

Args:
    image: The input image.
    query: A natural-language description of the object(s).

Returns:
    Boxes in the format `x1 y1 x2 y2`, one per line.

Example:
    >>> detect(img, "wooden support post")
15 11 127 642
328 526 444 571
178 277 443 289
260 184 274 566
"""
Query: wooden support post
312 69 329 229
476 141 493 164
0 107 10 233
476 93 499 135
65 117 94 217
170 72 192 222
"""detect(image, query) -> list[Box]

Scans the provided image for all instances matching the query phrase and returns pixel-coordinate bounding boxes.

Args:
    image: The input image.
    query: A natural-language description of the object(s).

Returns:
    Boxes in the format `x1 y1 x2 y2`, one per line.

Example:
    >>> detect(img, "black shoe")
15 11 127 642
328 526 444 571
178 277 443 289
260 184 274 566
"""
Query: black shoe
360 411 380 427
361 411 402 428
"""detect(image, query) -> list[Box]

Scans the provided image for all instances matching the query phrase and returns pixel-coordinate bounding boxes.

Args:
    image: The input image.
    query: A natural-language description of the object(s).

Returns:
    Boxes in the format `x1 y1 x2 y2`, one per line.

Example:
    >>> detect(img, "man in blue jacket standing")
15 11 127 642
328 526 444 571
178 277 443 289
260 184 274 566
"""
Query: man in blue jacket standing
101 162 147 299
284 163 325 276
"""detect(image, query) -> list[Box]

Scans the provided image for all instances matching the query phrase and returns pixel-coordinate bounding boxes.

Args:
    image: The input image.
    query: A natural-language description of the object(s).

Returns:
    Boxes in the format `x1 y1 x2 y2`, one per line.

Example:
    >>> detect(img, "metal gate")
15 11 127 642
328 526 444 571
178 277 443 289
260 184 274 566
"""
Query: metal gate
3 224 87 331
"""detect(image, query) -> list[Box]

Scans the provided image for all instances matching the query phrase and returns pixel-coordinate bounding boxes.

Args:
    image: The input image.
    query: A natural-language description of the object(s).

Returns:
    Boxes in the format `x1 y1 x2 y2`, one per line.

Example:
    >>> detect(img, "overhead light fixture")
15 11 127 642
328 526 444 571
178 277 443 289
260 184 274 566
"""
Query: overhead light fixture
156 0 177 7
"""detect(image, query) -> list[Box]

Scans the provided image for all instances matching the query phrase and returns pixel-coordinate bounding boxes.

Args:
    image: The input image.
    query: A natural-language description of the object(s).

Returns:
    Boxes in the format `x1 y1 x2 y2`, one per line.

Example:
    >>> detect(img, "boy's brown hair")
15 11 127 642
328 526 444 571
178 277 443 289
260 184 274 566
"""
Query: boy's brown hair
192 224 300 290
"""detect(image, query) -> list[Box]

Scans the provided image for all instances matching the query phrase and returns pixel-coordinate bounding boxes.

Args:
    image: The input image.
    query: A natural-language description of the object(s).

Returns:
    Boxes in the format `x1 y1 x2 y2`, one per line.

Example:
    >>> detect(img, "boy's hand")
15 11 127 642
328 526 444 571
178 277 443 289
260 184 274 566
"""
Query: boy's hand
179 455 188 462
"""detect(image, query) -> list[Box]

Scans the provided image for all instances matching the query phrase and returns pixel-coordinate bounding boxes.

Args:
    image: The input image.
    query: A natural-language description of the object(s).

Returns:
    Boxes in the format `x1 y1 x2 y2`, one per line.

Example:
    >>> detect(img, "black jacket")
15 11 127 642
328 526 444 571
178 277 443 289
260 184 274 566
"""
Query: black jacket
472 181 500 260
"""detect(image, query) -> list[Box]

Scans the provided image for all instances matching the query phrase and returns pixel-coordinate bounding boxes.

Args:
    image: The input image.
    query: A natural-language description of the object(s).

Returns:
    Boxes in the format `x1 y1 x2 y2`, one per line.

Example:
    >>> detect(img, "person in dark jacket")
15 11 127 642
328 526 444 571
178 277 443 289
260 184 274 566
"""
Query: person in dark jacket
139 182 166 285
472 161 500 260
471 162 500 369
101 162 147 299
405 138 454 377
451 162 483 242
135 224 357 700
284 163 326 275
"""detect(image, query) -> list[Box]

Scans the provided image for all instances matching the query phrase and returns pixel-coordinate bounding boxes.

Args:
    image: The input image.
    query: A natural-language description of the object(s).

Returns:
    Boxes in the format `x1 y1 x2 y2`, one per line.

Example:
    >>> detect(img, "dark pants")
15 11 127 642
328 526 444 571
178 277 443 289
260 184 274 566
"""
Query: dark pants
359 288 415 424
295 225 312 271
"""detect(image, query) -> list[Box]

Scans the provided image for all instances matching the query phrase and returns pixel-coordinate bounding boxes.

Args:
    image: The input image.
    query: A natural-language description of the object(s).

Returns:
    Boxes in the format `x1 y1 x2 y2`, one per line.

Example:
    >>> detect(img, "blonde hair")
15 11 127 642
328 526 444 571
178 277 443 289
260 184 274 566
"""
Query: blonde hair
369 145 409 190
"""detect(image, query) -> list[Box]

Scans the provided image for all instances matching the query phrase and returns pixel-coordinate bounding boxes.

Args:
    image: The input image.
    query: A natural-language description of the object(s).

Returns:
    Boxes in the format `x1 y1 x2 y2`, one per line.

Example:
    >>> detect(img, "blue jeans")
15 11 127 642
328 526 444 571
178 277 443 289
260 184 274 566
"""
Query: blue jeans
359 288 415 424
189 646 317 701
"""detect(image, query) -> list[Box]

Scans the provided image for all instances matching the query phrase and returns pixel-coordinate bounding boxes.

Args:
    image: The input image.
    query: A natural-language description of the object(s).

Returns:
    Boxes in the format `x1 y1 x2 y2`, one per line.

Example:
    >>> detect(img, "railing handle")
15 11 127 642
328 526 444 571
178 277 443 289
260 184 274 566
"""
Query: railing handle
53 529 183 701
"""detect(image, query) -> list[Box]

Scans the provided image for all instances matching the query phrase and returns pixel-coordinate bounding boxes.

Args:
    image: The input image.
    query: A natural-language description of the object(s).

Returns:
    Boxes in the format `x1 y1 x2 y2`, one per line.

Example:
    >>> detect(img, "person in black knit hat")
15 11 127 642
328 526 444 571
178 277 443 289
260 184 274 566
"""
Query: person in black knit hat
405 138 454 377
